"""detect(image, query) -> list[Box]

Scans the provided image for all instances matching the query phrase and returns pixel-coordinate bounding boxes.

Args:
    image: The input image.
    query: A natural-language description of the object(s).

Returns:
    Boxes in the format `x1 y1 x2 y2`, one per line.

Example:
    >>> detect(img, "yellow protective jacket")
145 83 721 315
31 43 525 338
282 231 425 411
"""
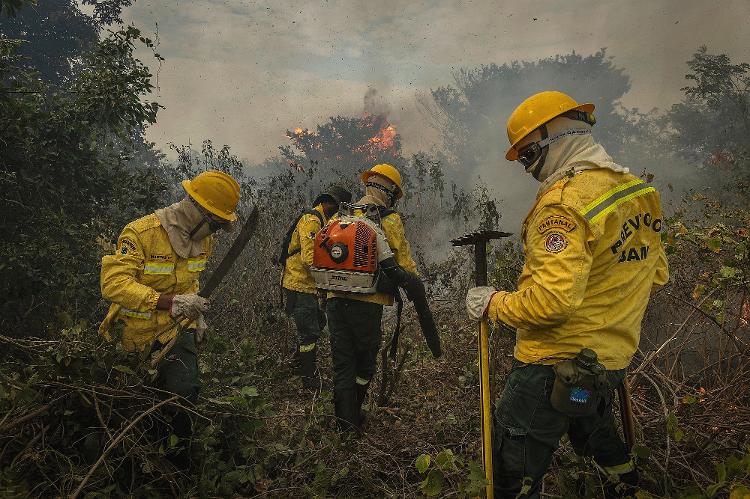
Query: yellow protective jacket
330 210 417 306
99 213 213 352
282 204 327 295
486 169 669 369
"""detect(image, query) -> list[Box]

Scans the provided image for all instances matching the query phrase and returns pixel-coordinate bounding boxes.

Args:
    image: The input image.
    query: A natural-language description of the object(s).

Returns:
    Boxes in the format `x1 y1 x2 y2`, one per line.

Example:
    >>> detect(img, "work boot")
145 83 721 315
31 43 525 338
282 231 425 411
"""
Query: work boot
334 388 360 433
604 469 639 499
355 382 370 429
165 410 193 471
298 344 319 390
290 348 301 376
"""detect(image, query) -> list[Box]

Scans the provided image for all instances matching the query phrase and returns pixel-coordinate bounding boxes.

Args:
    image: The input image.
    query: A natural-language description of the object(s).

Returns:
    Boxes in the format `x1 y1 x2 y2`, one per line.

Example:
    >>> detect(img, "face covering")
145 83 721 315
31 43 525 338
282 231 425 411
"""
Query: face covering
188 216 214 242
517 117 630 194
358 174 397 208
155 197 213 258
519 127 592 179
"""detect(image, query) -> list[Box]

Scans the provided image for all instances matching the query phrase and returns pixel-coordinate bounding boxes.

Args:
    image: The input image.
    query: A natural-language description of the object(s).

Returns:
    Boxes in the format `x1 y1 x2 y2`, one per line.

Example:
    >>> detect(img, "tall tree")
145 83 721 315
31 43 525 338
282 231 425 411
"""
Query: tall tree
279 114 403 199
422 50 633 171
668 46 750 189
1 12 165 334
0 0 133 85
0 0 97 84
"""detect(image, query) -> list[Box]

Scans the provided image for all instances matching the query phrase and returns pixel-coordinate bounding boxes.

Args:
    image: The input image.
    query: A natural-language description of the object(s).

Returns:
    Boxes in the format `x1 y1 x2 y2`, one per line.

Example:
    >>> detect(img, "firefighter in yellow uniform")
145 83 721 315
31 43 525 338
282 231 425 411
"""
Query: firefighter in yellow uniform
281 185 352 389
326 164 418 432
99 170 240 466
466 91 669 498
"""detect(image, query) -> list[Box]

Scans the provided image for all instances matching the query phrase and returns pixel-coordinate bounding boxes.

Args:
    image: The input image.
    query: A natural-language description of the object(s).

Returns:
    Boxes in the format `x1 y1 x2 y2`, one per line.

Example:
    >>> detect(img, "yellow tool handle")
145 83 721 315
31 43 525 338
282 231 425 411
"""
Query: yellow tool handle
479 319 493 498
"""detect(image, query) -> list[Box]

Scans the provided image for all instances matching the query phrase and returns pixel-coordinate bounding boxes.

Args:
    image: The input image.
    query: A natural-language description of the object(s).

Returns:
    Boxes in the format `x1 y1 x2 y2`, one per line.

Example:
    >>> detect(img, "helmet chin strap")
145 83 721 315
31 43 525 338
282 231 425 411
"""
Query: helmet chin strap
186 197 206 238
365 181 396 207
187 197 225 238
188 218 207 239
528 124 549 180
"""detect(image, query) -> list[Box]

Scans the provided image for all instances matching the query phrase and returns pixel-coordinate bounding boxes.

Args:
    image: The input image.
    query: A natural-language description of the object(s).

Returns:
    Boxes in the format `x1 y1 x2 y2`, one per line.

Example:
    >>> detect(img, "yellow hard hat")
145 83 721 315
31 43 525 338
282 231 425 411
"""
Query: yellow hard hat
182 170 240 221
361 163 403 199
505 91 595 161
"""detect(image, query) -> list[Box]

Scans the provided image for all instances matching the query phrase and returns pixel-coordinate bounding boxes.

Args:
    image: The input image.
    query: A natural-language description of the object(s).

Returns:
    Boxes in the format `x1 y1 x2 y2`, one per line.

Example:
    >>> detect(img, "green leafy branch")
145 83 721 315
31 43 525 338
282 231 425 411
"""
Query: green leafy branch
415 449 487 497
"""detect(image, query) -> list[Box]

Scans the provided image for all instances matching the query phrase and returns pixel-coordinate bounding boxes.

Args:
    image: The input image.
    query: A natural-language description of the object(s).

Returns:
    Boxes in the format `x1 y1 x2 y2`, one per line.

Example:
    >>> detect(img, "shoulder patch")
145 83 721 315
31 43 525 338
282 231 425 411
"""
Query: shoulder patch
537 215 577 234
544 232 568 253
119 237 137 255
128 213 161 233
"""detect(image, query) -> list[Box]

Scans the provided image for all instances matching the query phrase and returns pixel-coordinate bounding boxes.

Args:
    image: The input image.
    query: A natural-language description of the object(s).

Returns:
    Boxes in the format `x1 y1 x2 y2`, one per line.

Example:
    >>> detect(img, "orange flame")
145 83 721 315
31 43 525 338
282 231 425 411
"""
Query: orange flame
285 115 397 168
368 124 396 150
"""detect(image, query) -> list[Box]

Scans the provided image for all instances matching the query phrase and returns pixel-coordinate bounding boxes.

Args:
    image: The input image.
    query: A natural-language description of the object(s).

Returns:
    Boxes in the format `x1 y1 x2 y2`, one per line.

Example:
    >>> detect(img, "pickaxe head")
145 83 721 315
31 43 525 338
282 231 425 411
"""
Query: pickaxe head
451 229 512 287
450 230 512 247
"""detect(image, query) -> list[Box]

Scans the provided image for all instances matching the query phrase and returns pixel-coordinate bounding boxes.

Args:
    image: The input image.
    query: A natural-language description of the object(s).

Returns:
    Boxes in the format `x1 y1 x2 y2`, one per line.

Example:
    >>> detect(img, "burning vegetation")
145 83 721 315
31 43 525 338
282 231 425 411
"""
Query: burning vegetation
283 113 402 175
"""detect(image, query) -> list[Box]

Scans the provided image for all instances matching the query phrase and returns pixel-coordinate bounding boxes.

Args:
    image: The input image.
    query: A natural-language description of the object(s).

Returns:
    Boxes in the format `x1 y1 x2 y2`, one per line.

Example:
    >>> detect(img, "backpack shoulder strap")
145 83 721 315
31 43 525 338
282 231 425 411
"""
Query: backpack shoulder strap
378 207 397 219
305 209 324 226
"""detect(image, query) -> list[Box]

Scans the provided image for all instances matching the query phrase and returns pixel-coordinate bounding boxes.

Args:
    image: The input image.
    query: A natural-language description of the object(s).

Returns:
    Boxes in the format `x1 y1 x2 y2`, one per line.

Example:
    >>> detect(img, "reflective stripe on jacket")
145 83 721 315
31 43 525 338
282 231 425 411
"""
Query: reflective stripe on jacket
486 169 669 369
98 213 212 352
330 210 417 306
282 204 327 295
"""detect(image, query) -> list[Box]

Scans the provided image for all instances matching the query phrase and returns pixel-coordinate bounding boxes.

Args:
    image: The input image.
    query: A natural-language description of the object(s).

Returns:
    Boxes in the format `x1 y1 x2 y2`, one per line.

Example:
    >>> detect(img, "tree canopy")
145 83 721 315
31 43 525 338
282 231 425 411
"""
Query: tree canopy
1 9 165 333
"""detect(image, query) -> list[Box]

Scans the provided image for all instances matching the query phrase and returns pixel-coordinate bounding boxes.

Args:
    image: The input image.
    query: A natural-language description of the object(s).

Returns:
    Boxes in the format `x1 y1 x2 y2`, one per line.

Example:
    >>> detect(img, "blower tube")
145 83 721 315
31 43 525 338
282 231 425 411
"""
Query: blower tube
381 258 442 358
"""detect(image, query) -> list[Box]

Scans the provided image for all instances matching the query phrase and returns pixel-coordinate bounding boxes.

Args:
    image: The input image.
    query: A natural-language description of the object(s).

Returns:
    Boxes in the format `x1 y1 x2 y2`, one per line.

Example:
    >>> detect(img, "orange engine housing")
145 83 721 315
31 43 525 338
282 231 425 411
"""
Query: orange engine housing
313 219 378 273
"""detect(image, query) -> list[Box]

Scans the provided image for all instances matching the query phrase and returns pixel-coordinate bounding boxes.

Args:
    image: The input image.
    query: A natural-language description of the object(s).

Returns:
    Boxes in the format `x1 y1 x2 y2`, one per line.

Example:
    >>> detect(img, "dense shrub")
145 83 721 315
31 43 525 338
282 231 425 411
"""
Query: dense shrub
0 22 168 334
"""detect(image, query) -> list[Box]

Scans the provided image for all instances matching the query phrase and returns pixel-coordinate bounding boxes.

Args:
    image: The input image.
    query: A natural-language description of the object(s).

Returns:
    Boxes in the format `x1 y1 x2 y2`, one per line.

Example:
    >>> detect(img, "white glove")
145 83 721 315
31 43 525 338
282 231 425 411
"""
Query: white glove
170 293 209 320
194 314 208 343
466 286 497 321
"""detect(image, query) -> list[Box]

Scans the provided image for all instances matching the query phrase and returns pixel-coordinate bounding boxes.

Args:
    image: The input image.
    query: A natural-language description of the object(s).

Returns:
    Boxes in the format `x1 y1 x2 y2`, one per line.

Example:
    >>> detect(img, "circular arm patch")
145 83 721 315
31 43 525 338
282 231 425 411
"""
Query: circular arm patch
544 232 568 253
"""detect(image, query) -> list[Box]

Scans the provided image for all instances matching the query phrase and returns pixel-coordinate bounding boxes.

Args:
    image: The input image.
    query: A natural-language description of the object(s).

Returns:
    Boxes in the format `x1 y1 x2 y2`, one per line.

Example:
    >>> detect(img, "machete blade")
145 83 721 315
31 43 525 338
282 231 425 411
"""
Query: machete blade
199 205 259 298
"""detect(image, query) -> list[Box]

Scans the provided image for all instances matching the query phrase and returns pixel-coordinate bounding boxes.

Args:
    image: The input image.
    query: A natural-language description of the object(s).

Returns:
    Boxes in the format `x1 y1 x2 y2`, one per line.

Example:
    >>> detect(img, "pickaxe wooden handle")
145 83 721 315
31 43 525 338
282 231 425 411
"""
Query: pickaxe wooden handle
617 378 636 450
451 230 511 499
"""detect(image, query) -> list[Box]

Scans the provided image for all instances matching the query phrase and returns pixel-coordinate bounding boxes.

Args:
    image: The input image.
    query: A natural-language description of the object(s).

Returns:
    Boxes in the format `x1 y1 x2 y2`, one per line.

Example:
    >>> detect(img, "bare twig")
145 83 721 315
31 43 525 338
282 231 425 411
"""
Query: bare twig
0 404 51 433
70 395 179 499
632 288 718 377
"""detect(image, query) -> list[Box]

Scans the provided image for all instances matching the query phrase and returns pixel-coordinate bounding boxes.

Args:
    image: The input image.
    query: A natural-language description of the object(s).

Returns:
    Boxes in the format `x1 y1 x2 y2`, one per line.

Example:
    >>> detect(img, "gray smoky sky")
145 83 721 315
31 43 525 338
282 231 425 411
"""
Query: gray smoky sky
125 0 750 161
124 0 750 167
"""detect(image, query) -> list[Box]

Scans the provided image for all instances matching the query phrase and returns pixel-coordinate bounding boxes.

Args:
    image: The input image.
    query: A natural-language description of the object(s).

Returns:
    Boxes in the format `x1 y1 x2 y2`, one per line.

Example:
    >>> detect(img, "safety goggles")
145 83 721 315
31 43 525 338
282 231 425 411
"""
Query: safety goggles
189 198 231 236
516 128 592 168
206 215 230 233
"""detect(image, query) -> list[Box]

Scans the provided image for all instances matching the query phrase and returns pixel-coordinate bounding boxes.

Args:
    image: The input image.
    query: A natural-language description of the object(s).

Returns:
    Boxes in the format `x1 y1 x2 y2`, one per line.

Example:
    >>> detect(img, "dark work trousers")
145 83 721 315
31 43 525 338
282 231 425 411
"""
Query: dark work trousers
284 289 324 388
493 361 633 498
326 297 384 430
150 329 200 467
284 289 323 347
